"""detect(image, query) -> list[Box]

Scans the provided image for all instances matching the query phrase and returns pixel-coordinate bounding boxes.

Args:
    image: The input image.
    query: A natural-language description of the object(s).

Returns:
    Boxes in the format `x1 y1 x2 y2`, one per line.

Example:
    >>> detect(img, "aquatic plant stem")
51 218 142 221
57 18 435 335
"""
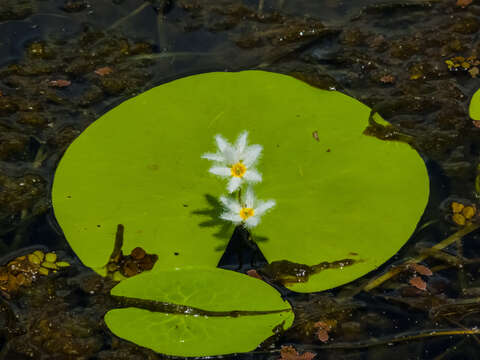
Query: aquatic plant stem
363 223 480 291
108 2 150 30
112 295 291 317
310 327 480 350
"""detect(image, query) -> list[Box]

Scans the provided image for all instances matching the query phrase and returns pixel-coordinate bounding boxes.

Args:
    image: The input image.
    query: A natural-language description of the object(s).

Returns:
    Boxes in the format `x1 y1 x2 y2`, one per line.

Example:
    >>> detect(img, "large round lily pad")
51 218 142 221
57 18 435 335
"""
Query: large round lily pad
105 267 294 357
52 70 429 292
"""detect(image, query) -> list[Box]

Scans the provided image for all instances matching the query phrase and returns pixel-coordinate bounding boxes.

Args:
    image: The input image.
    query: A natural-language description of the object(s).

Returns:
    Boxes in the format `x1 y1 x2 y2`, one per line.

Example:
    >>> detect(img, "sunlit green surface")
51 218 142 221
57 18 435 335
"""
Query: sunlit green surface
105 267 294 357
52 70 428 293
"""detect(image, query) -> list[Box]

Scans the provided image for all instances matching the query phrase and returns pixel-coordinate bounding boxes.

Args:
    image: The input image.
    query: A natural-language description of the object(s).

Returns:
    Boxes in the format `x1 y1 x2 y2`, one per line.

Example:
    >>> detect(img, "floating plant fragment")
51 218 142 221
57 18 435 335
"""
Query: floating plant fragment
105 267 293 357
52 70 429 292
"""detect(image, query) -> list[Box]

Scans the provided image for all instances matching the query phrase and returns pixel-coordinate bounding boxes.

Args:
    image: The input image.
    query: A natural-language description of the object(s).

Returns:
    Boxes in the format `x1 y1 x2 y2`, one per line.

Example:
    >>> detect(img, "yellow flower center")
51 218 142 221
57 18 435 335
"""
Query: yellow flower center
240 207 255 220
230 161 247 178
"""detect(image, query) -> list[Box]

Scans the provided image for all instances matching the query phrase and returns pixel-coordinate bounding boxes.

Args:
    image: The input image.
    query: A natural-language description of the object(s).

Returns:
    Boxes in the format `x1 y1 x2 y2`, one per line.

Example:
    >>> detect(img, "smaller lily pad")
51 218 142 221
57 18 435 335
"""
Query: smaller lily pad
105 267 294 357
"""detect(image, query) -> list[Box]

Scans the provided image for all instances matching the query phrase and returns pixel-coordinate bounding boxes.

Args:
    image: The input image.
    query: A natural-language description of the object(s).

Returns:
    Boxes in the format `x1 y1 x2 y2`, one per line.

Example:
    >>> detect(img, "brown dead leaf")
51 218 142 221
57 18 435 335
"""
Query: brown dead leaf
316 328 329 343
473 120 480 128
408 263 433 276
312 130 319 142
279 346 316 360
456 0 472 7
409 276 427 291
380 75 395 84
246 269 262 279
313 320 334 343
94 66 113 76
48 79 71 88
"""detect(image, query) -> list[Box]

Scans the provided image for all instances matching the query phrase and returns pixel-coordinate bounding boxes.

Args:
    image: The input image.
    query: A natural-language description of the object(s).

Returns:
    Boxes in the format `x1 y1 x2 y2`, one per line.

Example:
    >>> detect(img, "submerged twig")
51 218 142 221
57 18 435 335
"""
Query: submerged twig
310 327 480 350
108 2 151 30
364 223 480 291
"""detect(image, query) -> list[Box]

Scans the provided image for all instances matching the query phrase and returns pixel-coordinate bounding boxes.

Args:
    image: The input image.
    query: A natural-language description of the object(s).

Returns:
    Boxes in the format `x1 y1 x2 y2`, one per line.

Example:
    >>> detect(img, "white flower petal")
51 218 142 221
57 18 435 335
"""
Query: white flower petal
243 169 262 183
202 152 225 162
219 196 242 213
209 166 231 177
220 211 242 224
235 131 248 153
215 134 230 153
223 147 237 164
244 187 255 208
255 200 276 216
227 177 242 193
242 144 262 167
245 216 260 228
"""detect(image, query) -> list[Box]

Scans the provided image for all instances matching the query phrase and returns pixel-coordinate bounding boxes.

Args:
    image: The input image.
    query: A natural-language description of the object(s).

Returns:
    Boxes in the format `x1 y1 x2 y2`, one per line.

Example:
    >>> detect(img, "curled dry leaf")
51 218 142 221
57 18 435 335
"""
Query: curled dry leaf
409 276 427 291
246 269 262 279
473 120 480 128
313 320 335 343
408 263 433 276
312 130 319 142
380 75 395 84
279 346 316 360
316 328 329 343
48 79 71 88
95 66 113 76
456 0 472 7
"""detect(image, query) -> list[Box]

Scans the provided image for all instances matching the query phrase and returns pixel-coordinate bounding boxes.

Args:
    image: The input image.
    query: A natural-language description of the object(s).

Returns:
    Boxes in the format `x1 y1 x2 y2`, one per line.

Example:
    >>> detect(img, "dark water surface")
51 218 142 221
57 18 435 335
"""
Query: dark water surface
1 0 480 359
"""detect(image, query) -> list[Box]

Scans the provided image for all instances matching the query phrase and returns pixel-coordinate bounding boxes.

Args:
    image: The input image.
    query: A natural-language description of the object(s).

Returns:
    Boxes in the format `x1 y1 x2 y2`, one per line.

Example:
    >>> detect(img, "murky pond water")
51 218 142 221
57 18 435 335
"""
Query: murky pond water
1 0 480 359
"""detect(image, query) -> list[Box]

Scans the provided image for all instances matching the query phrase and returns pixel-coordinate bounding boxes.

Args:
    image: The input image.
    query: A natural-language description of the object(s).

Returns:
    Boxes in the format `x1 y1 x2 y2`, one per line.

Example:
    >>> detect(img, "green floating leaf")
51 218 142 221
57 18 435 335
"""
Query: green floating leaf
52 70 429 293
105 267 294 357
470 88 480 120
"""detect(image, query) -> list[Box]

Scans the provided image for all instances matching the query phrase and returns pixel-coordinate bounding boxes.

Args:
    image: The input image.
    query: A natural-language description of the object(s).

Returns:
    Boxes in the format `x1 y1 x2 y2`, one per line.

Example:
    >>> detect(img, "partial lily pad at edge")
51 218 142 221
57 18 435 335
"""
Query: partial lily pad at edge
470 88 480 120
105 267 294 357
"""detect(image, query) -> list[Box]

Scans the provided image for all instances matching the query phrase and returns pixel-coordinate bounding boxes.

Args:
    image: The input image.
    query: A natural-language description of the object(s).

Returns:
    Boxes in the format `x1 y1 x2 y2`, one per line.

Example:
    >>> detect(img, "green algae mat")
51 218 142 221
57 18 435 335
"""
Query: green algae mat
52 70 429 356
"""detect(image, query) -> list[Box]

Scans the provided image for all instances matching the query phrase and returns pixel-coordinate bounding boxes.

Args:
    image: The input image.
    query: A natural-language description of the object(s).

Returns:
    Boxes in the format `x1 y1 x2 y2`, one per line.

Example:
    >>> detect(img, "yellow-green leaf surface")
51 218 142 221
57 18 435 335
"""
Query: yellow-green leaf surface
105 267 294 357
470 88 480 120
52 70 429 292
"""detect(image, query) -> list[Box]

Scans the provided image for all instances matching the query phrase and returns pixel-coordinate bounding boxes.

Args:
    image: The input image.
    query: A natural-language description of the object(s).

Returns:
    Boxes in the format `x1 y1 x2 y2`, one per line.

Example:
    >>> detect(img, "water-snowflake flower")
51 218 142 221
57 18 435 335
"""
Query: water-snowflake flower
202 131 262 193
219 187 275 228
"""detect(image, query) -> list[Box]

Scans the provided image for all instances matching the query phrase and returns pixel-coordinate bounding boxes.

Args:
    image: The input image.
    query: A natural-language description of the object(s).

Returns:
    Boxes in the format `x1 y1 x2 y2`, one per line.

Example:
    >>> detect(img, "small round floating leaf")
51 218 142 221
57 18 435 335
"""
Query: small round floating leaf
105 267 294 356
470 88 480 120
52 70 429 292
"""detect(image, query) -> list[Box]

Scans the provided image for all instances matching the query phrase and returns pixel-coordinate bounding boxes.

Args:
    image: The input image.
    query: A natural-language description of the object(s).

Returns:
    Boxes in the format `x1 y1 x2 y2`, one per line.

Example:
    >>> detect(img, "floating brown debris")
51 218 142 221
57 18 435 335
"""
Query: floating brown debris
48 79 71 88
94 66 113 76
409 276 427 291
313 320 336 343
0 250 70 298
279 345 316 360
106 224 158 280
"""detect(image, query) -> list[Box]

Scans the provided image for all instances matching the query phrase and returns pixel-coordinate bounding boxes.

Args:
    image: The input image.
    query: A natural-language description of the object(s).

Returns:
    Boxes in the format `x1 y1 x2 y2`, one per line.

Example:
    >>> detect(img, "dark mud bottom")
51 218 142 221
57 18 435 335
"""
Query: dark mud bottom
1 0 480 359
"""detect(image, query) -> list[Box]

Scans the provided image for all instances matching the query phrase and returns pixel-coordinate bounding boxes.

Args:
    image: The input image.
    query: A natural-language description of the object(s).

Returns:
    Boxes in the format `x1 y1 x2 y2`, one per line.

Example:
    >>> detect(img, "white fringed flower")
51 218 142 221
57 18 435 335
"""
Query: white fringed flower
219 187 275 228
202 131 262 193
